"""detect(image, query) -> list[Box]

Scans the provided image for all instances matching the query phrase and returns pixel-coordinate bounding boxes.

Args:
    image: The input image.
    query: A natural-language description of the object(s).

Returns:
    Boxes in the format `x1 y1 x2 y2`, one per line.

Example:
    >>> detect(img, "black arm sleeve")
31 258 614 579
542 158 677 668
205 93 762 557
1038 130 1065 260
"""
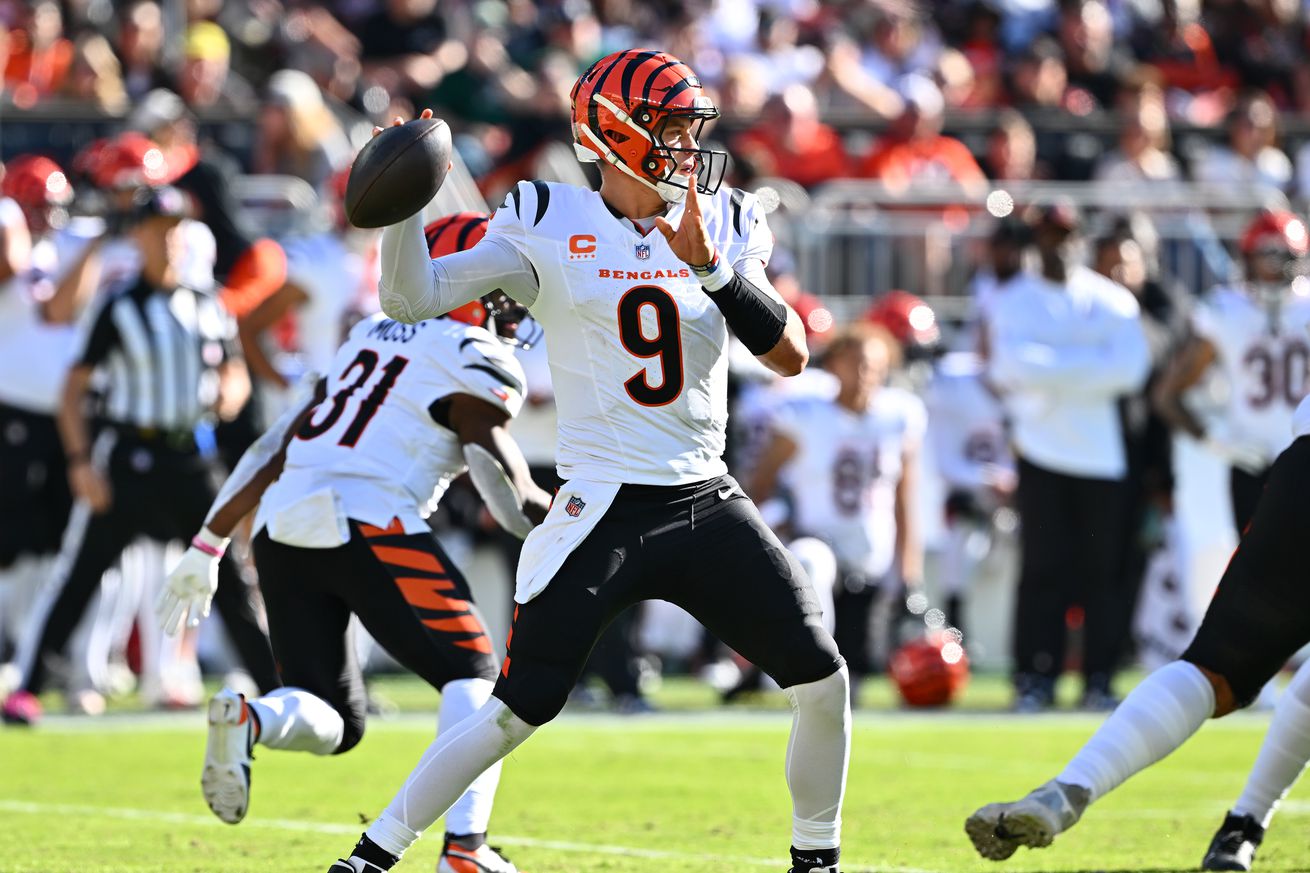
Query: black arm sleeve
705 269 789 356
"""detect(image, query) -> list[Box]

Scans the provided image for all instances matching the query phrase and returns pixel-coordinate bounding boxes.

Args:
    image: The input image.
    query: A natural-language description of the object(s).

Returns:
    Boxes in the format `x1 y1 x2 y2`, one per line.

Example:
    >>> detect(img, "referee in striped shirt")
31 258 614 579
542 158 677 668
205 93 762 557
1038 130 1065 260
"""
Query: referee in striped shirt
3 187 278 724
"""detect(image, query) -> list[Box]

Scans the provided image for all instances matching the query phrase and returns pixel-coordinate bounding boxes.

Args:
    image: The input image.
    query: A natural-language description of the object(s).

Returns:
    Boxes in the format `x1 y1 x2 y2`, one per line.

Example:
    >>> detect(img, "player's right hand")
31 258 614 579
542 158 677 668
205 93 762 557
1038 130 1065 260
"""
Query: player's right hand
157 544 221 636
371 107 433 138
69 460 112 514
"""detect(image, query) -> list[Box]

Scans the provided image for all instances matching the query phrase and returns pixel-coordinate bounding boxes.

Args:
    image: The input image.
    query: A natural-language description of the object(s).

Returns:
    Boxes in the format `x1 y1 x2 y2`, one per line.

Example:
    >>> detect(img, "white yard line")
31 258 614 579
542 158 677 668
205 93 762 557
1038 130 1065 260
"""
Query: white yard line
0 799 940 873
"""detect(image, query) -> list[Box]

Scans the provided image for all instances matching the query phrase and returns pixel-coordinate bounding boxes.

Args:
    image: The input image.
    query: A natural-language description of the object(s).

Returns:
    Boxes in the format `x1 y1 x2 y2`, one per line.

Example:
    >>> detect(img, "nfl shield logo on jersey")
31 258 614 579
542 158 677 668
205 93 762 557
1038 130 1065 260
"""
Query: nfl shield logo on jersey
565 496 586 517
635 243 651 260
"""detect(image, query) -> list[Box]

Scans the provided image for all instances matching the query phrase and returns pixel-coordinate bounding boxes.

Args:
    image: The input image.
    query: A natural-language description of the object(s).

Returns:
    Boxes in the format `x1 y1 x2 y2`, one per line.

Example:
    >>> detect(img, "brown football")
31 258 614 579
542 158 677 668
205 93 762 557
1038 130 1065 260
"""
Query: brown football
344 117 452 228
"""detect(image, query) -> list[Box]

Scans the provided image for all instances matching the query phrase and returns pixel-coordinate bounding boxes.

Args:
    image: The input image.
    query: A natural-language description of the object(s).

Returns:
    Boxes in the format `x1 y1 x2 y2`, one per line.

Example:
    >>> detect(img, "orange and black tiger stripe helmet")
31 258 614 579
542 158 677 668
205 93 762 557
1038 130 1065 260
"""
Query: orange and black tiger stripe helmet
424 212 537 347
570 48 726 203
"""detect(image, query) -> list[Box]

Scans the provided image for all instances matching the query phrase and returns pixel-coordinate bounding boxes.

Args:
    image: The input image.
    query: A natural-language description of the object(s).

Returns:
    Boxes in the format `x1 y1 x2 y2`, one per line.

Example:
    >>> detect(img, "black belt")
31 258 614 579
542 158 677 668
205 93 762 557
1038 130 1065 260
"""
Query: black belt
108 423 198 452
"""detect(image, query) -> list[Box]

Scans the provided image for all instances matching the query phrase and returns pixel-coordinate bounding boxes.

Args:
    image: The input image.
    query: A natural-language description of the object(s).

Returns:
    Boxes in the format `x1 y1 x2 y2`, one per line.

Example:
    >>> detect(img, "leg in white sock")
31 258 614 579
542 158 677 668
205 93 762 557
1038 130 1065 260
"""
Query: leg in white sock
1059 659 1216 801
438 678 501 838
248 687 345 755
782 666 851 852
365 699 536 859
1233 659 1310 828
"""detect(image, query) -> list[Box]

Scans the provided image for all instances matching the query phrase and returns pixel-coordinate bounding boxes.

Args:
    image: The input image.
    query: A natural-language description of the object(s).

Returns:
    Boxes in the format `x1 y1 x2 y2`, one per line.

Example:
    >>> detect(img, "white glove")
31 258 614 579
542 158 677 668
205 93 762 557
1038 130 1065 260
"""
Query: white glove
157 528 229 635
1202 423 1268 475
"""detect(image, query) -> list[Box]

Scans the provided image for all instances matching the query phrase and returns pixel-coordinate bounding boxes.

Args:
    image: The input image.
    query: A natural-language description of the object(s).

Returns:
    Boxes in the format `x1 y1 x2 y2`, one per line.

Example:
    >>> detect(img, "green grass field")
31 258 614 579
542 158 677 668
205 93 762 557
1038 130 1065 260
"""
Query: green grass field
2 675 1307 873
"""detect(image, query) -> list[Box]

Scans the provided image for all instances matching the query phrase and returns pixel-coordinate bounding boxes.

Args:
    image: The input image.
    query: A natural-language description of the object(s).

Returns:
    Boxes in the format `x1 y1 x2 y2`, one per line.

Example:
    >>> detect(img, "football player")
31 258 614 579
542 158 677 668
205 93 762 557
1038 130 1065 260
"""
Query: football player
158 213 549 873
1154 209 1310 535
748 323 925 698
965 374 1310 868
327 49 850 873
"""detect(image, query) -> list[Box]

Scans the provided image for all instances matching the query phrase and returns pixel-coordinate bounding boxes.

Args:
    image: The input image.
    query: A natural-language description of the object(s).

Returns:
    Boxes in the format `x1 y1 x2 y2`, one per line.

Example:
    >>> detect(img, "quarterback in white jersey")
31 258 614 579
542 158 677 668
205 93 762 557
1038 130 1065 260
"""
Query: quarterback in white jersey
1155 209 1310 533
160 214 547 873
330 49 850 873
750 325 926 684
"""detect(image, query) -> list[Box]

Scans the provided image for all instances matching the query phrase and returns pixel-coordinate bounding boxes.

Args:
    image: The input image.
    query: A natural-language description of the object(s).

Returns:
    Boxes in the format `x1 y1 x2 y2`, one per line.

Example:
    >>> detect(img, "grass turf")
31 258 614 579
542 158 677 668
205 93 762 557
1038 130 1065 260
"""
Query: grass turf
1 676 1306 873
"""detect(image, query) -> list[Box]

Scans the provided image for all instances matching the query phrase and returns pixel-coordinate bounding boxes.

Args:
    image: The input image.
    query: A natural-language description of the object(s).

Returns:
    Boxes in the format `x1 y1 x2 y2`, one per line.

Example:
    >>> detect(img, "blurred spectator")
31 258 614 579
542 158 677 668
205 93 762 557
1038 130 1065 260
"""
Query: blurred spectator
61 33 127 113
988 203 1150 711
857 75 986 195
733 85 849 189
252 69 351 192
1092 83 1180 184
3 0 73 105
1055 0 1129 111
1007 38 1070 111
956 0 1003 108
813 31 904 119
861 8 941 89
936 48 978 110
982 109 1039 180
1133 0 1235 99
177 20 257 114
754 9 823 94
1192 91 1292 193
716 53 770 119
359 0 469 104
119 0 170 102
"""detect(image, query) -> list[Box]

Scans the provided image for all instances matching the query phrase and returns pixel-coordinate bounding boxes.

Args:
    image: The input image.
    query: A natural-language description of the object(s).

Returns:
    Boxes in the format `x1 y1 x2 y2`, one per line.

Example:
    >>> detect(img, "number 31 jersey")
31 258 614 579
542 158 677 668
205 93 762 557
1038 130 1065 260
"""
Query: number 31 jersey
1191 283 1310 461
488 180 774 486
256 312 526 536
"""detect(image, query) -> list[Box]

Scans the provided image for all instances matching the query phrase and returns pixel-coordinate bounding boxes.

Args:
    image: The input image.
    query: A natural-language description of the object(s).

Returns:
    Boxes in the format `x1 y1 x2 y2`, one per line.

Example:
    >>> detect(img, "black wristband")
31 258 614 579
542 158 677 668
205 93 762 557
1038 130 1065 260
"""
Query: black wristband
704 269 789 355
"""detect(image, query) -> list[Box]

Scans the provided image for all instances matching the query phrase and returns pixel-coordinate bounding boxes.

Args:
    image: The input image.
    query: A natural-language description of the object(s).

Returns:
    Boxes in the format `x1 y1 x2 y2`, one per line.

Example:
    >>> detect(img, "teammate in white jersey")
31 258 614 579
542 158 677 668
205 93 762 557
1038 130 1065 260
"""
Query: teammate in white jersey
159 214 549 873
1154 209 1310 534
750 324 926 693
328 49 849 873
967 385 1310 869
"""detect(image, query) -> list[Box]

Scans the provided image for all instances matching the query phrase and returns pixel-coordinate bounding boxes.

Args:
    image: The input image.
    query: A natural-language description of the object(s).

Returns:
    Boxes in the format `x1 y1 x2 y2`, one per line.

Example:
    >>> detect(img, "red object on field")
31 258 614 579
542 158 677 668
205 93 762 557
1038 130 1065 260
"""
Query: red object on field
890 632 970 707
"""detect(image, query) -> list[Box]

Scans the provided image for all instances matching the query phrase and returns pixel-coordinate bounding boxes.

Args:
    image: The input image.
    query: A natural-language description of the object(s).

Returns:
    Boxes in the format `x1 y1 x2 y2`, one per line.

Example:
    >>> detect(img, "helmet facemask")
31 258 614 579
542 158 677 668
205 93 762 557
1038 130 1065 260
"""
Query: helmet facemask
484 290 541 350
636 103 727 203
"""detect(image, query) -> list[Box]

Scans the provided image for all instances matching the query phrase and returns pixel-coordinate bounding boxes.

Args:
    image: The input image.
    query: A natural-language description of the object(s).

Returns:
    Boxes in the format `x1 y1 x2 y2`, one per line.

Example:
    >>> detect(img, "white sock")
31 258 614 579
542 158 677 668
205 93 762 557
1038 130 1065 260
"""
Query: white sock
439 678 502 837
365 698 536 858
1233 659 1310 828
1058 660 1215 801
782 666 851 850
248 687 345 754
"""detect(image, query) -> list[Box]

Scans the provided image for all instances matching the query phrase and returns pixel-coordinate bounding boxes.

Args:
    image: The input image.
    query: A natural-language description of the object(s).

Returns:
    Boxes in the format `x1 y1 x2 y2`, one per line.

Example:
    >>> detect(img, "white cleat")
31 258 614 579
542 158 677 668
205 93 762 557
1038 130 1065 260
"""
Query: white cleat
439 841 520 873
965 779 1090 861
201 687 255 824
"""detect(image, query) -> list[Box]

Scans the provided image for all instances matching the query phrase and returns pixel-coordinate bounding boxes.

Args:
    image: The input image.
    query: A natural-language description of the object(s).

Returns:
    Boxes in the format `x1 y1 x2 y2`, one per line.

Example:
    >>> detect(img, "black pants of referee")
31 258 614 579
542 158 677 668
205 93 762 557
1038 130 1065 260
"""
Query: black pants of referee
20 430 279 696
1012 458 1128 696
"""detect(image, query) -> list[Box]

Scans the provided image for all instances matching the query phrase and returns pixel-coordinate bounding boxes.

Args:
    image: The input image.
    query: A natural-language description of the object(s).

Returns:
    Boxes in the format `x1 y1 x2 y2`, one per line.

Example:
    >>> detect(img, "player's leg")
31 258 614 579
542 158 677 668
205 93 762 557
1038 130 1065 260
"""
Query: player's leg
2 499 137 724
339 511 644 872
664 482 847 873
199 530 361 824
342 522 518 872
966 436 1310 862
1229 465 1269 537
1070 474 1128 708
1201 658 1310 872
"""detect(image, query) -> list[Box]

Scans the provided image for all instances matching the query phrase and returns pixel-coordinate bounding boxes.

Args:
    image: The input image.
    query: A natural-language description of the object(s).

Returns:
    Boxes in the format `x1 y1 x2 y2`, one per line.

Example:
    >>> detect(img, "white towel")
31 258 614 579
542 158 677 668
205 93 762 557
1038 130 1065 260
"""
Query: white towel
515 479 620 604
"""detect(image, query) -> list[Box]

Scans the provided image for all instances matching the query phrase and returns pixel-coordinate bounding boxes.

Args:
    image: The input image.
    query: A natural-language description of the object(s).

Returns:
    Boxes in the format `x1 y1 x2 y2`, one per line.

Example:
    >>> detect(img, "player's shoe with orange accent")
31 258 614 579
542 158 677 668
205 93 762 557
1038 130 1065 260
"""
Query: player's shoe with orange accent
965 779 1090 861
201 687 255 824
438 840 520 873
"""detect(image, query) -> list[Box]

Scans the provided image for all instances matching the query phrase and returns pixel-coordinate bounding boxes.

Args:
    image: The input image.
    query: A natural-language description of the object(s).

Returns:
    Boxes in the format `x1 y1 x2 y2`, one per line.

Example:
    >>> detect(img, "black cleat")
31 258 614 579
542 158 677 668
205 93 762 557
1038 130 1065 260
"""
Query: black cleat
789 846 839 872
1202 812 1265 871
327 860 387 873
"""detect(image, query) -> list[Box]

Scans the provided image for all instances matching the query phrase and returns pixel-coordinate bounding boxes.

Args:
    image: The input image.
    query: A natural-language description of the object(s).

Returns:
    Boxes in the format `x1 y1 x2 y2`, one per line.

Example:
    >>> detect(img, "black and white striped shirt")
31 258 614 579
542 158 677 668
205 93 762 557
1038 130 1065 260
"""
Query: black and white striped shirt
78 277 236 430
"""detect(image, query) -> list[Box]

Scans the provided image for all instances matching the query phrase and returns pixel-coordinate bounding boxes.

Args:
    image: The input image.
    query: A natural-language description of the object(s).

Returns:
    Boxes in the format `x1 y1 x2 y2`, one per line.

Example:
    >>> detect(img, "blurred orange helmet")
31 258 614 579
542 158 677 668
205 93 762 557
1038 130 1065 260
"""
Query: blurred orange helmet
1 154 72 209
570 48 726 203
865 290 940 357
86 133 174 190
424 212 537 347
1240 209 1309 258
889 632 969 708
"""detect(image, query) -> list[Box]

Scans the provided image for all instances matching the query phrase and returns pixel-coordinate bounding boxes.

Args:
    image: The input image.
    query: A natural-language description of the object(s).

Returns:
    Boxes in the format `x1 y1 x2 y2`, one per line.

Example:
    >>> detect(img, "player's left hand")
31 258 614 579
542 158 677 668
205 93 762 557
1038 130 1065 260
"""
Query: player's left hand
157 544 221 635
372 107 433 138
655 173 715 268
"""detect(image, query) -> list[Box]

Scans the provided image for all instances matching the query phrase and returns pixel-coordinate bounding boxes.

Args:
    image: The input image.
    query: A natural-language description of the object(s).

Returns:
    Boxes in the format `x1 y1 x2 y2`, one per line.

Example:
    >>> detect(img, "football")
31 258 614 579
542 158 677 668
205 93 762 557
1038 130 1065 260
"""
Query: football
344 116 453 229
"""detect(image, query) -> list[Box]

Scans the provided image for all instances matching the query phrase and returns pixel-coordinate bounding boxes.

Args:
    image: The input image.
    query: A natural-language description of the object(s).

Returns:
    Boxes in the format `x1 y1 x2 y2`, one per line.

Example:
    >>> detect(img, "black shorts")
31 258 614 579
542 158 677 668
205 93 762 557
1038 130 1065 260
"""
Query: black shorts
252 520 498 753
494 475 843 726
0 402 71 566
1183 436 1310 707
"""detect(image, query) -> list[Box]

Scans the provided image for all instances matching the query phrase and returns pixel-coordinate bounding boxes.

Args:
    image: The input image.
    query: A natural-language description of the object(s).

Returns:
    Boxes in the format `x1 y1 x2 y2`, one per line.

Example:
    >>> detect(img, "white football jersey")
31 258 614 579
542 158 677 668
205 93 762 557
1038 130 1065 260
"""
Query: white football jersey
256 313 525 536
772 388 927 577
925 352 1013 492
487 180 774 485
1192 282 1310 460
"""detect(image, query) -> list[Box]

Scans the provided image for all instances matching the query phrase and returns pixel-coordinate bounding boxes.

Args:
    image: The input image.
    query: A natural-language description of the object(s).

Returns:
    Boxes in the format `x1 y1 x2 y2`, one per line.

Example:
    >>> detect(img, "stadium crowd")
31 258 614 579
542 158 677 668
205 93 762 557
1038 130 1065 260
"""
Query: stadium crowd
2 0 1310 727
